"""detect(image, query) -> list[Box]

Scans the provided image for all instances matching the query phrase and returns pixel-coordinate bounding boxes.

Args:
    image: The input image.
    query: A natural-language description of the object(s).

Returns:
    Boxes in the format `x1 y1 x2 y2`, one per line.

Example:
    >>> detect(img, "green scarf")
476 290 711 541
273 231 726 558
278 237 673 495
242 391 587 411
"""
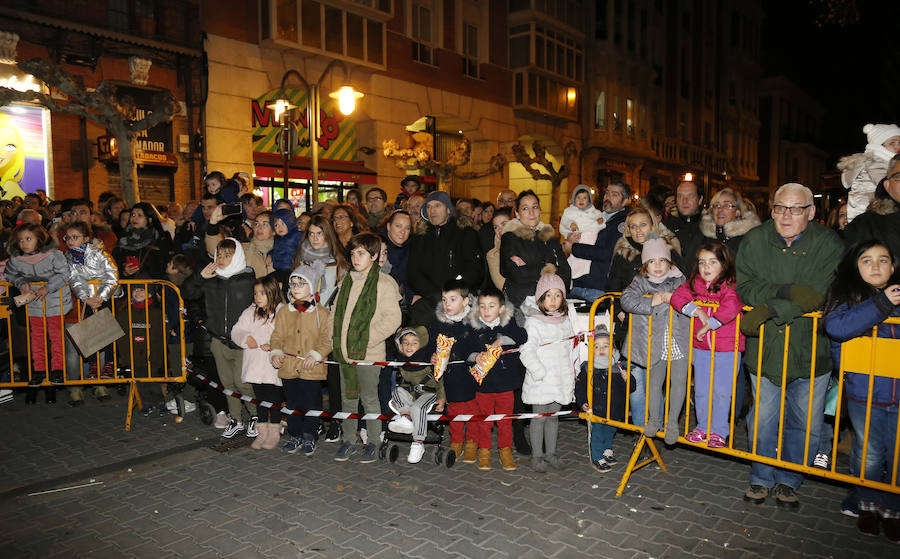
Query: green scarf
332 264 381 399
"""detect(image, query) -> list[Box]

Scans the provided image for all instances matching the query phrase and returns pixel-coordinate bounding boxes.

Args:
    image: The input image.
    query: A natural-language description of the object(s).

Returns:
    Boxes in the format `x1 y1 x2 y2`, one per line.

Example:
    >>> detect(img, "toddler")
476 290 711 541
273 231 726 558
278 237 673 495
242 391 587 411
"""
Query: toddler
560 185 605 280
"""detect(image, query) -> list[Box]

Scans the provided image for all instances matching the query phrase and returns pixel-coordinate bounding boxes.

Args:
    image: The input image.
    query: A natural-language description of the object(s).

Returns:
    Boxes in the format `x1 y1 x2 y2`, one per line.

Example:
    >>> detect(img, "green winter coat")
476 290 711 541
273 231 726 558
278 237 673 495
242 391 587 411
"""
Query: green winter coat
736 220 843 384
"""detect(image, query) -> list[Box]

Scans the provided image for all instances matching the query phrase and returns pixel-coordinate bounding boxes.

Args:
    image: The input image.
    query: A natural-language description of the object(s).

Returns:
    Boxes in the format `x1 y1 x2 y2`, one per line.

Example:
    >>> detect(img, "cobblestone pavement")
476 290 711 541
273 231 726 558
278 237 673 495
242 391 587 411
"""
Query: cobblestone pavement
0 390 896 559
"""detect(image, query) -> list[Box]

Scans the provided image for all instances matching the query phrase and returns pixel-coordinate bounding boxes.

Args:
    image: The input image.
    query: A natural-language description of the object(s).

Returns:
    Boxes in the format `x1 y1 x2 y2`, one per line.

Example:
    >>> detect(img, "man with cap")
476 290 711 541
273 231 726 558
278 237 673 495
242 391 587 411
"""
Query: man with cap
394 175 424 209
407 191 484 325
838 123 900 222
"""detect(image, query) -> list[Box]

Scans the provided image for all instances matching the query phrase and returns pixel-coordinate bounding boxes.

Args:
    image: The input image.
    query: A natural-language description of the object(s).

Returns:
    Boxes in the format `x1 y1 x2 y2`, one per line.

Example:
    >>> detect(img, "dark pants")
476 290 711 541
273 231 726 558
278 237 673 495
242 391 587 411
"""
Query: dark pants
326 360 341 413
251 383 284 423
283 378 323 439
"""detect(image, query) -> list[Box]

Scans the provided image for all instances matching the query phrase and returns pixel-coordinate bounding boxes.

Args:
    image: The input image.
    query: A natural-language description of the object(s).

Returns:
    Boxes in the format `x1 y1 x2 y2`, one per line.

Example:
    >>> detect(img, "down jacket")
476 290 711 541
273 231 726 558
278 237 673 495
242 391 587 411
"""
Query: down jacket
4 237 73 317
269 301 333 381
500 219 571 307
461 302 527 394
670 276 745 352
844 196 900 262
519 296 578 405
619 274 690 368
408 215 484 306
231 303 284 385
824 292 900 406
66 242 118 302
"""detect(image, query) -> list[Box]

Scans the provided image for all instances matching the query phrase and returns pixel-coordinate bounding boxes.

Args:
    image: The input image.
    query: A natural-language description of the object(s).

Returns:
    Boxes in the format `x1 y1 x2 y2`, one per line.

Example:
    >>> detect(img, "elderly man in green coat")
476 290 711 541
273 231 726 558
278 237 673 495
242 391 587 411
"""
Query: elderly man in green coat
736 183 844 509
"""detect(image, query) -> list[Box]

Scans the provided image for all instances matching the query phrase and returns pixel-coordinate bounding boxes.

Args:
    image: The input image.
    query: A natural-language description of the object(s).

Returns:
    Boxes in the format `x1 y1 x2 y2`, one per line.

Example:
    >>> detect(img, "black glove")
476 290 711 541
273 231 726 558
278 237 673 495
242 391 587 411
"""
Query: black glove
740 304 771 336
777 284 824 313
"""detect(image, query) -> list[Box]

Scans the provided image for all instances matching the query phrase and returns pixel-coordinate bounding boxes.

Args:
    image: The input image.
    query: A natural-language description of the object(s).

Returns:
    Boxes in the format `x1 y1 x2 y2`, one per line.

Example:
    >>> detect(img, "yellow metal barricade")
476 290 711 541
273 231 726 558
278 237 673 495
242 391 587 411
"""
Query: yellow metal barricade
0 279 187 430
582 294 900 497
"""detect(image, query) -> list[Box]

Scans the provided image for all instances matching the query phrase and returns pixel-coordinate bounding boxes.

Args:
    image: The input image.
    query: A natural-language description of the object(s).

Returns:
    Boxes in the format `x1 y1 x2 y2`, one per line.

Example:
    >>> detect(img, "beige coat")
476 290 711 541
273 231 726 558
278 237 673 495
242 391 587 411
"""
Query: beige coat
329 271 402 362
269 302 332 380
486 244 505 290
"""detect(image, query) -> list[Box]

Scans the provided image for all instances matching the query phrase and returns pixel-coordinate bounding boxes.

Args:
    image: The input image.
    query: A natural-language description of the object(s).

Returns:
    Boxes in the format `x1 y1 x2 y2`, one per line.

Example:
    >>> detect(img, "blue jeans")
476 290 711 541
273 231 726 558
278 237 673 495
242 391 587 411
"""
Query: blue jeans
571 286 606 303
692 350 742 438
627 365 664 428
846 400 900 511
589 422 617 461
747 374 829 489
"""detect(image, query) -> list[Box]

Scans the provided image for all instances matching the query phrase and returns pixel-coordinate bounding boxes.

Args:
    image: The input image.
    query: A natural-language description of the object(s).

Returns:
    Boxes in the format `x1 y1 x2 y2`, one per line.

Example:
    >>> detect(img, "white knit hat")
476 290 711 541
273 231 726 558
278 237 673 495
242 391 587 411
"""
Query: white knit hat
864 123 900 148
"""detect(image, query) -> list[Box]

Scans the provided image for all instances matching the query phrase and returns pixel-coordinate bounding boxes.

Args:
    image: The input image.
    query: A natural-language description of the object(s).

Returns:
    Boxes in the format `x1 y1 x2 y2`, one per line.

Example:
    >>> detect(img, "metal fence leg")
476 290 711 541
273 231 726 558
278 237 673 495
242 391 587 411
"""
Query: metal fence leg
124 381 142 431
616 435 667 497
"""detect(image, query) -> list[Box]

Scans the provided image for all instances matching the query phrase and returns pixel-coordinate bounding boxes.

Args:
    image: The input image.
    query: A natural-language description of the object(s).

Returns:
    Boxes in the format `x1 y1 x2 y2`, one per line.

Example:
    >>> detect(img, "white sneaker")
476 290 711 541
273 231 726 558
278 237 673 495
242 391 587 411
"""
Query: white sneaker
246 416 259 438
407 442 425 464
360 427 368 445
166 399 197 414
222 419 244 438
388 415 414 434
213 411 230 429
813 453 829 469
0 389 12 404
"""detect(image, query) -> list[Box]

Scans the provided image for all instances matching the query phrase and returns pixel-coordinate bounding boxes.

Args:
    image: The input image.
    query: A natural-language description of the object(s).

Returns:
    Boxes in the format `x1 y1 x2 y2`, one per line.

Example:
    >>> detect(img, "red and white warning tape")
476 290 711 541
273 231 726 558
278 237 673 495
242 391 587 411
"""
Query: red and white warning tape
186 363 578 422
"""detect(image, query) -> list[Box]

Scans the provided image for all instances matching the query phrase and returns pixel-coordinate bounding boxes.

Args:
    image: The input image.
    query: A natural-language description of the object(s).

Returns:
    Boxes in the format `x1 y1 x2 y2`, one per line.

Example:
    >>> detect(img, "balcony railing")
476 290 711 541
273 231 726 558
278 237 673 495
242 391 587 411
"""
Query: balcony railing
650 134 729 174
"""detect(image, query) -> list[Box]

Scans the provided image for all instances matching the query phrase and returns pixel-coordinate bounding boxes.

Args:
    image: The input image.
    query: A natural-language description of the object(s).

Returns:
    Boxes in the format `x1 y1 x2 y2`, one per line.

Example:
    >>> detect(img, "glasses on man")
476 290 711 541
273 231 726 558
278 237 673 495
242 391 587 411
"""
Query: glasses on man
772 204 812 215
887 172 900 182
711 202 737 210
367 196 384 202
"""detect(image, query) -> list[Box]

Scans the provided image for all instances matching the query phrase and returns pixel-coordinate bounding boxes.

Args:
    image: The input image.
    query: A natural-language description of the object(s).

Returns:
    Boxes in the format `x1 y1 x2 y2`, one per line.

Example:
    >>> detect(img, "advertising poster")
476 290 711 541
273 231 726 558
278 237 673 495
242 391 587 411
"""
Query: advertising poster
0 103 51 199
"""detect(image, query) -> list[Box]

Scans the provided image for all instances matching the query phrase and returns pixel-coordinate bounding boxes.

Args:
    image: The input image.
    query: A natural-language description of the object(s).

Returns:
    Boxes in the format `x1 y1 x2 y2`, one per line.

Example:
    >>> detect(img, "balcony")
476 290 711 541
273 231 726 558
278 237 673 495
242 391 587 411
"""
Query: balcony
513 70 579 122
650 135 729 174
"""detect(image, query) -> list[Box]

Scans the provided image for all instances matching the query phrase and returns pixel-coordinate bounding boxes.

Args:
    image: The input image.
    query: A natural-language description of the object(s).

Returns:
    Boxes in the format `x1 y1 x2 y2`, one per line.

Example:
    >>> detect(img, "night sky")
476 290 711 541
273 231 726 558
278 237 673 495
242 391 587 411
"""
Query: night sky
761 0 900 166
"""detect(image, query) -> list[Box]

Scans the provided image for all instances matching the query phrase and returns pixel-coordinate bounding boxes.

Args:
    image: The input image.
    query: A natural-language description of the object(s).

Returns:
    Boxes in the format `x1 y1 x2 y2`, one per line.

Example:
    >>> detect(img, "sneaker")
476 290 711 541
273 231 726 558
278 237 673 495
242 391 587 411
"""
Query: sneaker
841 493 860 518
743 484 769 504
685 428 707 443
282 436 303 454
141 404 156 417
592 459 611 473
360 443 377 464
0 389 12 405
408 442 425 464
359 427 368 445
213 411 230 429
300 437 317 456
49 370 65 385
222 419 245 439
245 416 259 438
707 433 726 449
334 441 356 461
324 421 341 442
773 483 799 509
388 415 414 434
602 449 617 465
166 399 197 414
813 453 829 469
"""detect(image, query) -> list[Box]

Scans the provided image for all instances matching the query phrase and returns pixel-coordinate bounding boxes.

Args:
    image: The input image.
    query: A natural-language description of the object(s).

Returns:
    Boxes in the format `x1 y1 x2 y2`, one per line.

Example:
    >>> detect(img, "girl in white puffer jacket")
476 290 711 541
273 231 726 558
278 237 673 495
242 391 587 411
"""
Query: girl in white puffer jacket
519 273 579 473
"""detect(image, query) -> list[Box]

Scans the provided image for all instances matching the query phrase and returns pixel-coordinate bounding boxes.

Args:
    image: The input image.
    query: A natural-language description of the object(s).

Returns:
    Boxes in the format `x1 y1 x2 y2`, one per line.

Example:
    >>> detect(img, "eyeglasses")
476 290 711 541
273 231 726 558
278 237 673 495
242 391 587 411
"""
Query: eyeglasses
773 204 812 215
711 202 737 210
63 234 84 241
332 214 349 221
289 280 308 288
887 172 900 181
366 196 384 202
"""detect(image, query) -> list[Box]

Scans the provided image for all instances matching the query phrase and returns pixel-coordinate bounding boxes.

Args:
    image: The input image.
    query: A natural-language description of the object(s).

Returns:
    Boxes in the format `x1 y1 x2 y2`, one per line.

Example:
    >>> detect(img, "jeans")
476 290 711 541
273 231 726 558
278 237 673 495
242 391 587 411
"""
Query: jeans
692 350 742 438
589 422 617 461
846 400 900 511
747 374 829 489
627 365 665 428
571 286 606 304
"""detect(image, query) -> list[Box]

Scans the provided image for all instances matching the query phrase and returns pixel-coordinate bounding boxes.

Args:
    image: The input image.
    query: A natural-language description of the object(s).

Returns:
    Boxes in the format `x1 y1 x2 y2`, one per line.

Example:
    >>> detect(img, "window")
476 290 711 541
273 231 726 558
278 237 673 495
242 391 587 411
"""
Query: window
595 0 607 40
301 0 320 47
613 95 620 131
411 3 433 65
462 23 479 78
594 91 606 129
108 0 130 32
513 71 578 119
510 0 530 12
626 98 634 136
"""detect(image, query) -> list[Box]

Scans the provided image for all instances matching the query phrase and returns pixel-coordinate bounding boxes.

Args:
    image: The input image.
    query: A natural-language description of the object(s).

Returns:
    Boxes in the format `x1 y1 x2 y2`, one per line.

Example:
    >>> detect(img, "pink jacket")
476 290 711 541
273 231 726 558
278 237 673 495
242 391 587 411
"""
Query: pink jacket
670 276 745 352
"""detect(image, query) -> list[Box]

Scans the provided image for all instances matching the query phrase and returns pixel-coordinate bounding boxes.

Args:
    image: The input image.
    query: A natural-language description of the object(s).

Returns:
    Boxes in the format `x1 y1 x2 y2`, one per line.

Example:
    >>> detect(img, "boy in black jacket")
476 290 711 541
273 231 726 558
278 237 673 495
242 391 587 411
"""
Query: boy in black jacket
463 286 527 471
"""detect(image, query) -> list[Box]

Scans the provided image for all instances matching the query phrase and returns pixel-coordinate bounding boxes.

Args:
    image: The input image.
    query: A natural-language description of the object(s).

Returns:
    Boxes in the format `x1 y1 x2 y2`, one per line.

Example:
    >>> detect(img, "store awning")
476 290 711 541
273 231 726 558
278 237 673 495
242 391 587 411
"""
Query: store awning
252 153 378 185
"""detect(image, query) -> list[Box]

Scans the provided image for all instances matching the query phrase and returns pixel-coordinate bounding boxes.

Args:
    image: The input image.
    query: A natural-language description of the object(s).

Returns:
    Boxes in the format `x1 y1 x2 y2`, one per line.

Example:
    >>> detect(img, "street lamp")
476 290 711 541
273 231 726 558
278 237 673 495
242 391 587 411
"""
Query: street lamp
267 61 363 209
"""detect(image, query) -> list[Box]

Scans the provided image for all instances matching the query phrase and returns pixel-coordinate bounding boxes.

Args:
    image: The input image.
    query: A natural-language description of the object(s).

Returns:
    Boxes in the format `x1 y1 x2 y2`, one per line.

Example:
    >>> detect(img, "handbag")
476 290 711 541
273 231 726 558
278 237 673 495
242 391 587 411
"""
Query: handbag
65 306 126 359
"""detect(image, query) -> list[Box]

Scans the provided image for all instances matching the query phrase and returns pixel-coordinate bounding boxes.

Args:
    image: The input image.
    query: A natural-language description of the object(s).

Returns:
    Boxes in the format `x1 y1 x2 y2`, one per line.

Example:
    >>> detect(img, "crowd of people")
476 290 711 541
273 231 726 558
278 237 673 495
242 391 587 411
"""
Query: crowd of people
0 146 899 541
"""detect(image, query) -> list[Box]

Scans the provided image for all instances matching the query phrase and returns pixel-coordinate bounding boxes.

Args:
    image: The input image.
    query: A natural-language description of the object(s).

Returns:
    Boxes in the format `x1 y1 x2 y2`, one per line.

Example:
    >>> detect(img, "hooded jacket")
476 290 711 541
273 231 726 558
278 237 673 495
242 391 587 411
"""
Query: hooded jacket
5 236 73 317
518 296 578 405
619 274 690 368
195 241 255 345
426 299 477 402
575 355 631 423
269 208 304 271
698 210 761 256
394 326 446 402
838 150 891 222
605 223 681 294
559 185 605 236
844 194 900 261
66 241 119 302
231 303 285 385
408 214 484 306
499 219 571 307
461 302 528 393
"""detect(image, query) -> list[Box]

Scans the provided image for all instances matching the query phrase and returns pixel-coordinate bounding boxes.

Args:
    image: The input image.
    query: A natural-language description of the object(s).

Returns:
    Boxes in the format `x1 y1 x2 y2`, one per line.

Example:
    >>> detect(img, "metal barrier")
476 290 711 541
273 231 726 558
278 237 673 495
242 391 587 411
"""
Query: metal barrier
583 293 900 497
0 279 187 430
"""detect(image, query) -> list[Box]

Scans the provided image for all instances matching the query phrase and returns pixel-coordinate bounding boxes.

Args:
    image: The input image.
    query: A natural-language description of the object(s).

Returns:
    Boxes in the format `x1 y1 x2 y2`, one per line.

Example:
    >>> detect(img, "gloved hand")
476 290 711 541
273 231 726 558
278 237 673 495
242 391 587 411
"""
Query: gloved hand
781 284 824 312
740 304 771 336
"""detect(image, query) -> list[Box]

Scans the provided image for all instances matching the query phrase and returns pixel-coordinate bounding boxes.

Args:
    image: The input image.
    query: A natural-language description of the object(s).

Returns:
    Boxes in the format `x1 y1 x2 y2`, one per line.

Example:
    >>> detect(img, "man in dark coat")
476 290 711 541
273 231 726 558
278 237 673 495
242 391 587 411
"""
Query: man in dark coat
844 153 900 256
663 180 705 272
408 191 484 325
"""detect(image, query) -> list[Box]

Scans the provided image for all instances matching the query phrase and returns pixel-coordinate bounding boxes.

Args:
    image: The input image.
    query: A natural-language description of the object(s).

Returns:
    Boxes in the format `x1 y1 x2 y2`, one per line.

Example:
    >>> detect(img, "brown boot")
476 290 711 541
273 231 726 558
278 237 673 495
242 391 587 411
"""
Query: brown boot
251 423 267 450
450 442 463 458
477 448 491 470
261 422 281 450
498 447 517 471
463 439 478 464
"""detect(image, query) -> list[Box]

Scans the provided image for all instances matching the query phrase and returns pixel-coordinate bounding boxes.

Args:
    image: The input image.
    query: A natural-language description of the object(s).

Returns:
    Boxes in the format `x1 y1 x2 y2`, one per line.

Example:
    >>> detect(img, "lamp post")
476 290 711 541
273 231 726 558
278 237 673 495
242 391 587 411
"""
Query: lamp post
267 61 363 209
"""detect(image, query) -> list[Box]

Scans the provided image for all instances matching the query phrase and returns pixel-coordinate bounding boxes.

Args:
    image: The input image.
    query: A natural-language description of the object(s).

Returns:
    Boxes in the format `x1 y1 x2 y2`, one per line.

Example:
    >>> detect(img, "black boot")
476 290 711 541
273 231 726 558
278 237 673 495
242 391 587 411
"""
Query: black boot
25 390 37 405
50 370 65 385
513 420 532 456
45 388 56 404
28 371 45 387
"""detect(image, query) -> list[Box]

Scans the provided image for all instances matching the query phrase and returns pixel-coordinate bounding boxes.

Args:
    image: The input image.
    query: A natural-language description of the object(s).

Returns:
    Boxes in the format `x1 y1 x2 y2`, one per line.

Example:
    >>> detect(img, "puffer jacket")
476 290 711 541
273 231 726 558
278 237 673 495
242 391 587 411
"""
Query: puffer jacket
698 210 760 257
188 267 255 346
619 274 690 368
269 301 332 381
408 215 484 306
461 303 527 394
66 242 118 302
4 237 73 317
427 300 477 403
670 276 745 352
519 297 578 405
844 196 900 263
395 326 446 402
825 292 900 406
500 219 570 307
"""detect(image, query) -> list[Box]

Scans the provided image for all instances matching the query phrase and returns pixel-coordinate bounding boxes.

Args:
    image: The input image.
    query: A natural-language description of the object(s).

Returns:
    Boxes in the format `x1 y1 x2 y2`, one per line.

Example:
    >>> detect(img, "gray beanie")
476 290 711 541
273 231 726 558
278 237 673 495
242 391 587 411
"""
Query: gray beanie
290 260 326 297
421 191 454 223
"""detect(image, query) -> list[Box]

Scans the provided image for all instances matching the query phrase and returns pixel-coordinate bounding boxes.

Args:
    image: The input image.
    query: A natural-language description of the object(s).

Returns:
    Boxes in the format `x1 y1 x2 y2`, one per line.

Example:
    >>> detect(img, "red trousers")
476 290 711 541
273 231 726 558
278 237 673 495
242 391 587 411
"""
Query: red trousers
29 315 65 371
475 391 514 449
447 399 477 444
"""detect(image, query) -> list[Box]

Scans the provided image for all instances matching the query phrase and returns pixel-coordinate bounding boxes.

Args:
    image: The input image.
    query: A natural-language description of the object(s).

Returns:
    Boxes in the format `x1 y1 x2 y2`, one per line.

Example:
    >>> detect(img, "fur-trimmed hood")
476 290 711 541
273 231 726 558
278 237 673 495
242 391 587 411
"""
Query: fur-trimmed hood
466 299 514 329
6 233 59 258
699 210 761 239
870 196 899 216
502 218 556 243
412 213 474 236
434 295 475 324
612 223 680 262
838 152 890 189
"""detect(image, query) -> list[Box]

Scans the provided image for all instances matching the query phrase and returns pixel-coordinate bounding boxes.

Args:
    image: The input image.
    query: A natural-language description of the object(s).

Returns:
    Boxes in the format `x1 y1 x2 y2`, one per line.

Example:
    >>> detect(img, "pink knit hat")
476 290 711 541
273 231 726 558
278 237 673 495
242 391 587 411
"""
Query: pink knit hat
641 234 671 264
535 273 566 300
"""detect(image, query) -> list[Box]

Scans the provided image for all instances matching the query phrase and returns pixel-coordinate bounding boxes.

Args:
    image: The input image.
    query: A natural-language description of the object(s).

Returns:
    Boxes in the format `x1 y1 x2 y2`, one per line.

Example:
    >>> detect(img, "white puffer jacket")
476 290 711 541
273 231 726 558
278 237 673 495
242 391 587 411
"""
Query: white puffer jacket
519 296 579 405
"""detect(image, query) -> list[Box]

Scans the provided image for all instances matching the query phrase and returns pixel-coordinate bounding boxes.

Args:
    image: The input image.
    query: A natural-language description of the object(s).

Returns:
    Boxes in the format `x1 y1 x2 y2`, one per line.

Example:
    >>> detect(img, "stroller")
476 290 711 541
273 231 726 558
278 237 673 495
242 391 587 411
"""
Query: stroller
380 419 455 468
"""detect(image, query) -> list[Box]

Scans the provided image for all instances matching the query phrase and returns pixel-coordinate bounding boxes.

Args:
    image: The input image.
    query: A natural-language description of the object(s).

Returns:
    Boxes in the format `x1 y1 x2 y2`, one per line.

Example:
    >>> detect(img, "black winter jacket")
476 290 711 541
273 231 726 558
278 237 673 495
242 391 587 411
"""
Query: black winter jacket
663 212 703 272
408 216 484 306
500 219 570 306
426 303 477 403
189 268 255 347
460 304 527 394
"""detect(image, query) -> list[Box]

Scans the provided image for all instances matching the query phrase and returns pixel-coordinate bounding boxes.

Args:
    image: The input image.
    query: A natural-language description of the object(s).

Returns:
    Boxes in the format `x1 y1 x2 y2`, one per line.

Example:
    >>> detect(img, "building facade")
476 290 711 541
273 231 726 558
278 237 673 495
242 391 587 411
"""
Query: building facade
0 1 203 206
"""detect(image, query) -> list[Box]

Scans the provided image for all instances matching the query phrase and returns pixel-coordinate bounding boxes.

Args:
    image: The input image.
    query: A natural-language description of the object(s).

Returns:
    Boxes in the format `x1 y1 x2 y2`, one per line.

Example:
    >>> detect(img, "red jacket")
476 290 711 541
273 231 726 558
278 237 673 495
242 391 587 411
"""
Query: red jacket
670 276 745 352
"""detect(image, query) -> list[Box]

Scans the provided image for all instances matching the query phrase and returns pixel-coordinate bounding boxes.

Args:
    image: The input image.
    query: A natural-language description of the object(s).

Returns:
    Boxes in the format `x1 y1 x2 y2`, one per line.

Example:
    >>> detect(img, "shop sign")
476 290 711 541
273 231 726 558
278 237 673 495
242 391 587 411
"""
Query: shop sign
102 86 177 168
97 134 177 167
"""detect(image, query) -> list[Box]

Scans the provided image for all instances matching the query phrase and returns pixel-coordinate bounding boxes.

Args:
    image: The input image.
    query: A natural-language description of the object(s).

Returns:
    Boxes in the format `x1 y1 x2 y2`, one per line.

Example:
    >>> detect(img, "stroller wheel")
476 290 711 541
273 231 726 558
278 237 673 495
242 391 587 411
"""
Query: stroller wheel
388 444 400 463
199 402 216 425
379 442 388 460
445 449 456 468
434 448 444 465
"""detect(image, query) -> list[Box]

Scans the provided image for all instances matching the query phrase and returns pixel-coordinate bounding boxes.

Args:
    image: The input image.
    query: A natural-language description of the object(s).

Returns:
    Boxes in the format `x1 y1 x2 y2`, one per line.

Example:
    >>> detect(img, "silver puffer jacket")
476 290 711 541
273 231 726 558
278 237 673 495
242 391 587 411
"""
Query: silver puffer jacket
66 242 119 301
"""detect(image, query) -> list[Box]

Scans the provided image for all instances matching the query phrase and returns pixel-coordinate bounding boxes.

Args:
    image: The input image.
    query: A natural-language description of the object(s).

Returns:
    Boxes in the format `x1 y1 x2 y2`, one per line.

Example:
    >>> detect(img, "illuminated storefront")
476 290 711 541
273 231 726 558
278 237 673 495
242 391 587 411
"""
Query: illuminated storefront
0 63 52 200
